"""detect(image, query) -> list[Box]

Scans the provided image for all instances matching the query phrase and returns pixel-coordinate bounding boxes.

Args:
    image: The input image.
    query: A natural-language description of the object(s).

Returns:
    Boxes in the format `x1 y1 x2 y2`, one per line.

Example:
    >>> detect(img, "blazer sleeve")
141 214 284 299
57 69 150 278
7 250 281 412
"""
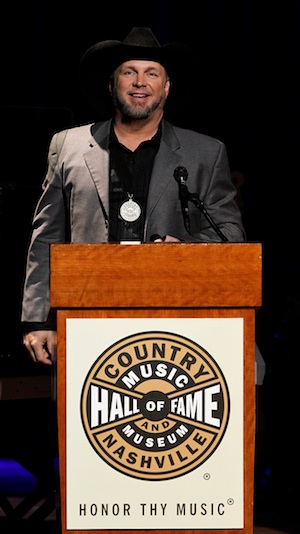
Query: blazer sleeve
21 131 68 324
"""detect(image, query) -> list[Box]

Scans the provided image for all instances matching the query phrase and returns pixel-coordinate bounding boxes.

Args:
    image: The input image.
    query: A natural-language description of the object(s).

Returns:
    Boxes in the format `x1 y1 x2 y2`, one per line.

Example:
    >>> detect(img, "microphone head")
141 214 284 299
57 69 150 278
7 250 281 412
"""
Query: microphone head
174 166 188 184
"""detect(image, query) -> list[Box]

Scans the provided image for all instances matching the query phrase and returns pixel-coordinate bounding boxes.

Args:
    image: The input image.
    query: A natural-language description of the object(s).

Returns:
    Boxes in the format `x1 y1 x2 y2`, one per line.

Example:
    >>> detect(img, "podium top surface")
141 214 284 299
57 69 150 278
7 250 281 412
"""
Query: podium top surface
50 242 262 309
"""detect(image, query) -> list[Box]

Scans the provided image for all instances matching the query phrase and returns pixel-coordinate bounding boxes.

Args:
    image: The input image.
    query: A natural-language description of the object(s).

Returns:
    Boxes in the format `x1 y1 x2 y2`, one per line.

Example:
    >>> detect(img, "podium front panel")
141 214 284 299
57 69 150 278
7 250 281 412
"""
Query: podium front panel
56 307 255 534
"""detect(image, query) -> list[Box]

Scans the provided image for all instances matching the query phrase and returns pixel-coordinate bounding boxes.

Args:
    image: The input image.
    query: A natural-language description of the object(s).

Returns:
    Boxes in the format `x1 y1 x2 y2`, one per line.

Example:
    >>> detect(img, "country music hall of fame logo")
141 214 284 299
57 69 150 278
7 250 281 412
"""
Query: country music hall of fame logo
80 331 230 481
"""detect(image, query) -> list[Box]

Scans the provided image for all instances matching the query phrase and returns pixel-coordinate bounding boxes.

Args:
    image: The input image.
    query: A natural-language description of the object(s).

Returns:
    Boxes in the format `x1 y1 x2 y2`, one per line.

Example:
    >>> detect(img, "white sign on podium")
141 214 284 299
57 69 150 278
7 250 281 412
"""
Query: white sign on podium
65 317 244 531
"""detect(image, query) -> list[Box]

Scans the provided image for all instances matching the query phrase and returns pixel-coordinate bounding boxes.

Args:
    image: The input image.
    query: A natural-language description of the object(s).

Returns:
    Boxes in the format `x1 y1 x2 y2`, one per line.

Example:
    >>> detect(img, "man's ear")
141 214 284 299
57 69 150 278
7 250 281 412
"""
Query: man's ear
109 75 114 95
165 78 171 96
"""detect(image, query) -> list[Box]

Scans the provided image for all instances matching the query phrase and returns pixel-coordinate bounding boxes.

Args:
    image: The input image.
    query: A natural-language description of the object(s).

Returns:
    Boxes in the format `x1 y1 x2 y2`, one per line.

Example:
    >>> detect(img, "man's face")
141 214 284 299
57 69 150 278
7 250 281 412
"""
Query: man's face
110 59 170 120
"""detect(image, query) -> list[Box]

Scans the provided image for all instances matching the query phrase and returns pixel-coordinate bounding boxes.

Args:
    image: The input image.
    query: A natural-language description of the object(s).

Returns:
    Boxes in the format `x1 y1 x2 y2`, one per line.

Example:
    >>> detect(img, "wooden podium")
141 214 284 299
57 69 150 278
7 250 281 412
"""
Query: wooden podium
50 242 262 534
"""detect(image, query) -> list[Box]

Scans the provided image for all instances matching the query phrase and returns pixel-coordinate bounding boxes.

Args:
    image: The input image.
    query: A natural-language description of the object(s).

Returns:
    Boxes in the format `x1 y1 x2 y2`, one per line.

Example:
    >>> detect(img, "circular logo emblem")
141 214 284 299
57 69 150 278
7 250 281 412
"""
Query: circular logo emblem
80 331 230 481
119 197 141 222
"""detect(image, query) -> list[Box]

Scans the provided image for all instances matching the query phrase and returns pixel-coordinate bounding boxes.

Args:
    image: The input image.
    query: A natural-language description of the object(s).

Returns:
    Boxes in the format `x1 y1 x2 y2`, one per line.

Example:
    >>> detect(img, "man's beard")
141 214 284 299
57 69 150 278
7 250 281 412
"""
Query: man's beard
113 90 165 121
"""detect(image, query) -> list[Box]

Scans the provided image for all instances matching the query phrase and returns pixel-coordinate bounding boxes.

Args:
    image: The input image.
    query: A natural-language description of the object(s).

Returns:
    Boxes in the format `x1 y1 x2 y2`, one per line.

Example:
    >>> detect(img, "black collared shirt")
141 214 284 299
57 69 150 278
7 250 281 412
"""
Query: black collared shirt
109 124 161 243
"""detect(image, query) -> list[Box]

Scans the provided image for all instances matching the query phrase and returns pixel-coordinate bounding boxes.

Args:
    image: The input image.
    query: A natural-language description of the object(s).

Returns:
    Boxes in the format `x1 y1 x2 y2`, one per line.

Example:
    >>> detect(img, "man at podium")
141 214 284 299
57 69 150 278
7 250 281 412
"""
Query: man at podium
21 26 246 365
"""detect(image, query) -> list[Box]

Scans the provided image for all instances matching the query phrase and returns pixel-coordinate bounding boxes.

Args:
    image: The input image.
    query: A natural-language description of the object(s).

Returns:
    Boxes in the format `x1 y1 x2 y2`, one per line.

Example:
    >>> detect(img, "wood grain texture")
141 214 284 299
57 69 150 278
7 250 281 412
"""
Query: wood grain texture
50 243 262 309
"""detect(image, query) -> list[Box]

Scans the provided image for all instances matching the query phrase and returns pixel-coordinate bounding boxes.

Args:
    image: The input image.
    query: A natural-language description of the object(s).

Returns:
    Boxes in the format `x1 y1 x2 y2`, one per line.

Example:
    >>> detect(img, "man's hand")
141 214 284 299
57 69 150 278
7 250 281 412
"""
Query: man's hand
153 235 181 243
23 330 57 365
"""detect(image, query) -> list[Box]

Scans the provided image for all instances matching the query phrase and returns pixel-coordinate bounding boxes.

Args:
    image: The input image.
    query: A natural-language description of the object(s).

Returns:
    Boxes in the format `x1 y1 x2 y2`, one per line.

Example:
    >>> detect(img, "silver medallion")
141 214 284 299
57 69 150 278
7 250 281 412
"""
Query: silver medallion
119 195 141 222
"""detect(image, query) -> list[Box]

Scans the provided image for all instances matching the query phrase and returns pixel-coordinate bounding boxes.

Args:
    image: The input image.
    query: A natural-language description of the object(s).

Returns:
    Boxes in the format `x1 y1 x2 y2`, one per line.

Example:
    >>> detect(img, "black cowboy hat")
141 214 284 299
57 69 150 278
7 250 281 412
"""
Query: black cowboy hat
79 27 196 121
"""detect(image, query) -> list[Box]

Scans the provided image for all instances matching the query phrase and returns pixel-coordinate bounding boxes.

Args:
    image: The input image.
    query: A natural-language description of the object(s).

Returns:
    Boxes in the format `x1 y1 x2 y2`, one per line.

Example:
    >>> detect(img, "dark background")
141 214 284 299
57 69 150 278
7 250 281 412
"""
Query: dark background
1 1 299 530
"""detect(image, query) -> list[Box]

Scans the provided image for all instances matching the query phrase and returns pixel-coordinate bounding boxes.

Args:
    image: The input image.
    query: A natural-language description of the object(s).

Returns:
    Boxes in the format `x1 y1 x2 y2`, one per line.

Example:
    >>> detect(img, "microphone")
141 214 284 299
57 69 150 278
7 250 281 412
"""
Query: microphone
174 166 190 232
173 166 228 242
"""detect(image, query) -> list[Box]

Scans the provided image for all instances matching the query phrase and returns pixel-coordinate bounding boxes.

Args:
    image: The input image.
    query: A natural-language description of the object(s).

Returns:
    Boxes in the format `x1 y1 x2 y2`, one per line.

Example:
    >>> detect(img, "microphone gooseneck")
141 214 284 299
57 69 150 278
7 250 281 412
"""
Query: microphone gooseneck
173 166 228 242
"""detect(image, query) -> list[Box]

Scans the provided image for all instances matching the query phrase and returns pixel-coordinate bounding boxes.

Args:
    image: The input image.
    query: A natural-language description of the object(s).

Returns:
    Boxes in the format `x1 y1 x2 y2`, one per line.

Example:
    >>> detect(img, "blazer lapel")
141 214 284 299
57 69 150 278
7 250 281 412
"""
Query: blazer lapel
146 121 182 216
83 121 111 215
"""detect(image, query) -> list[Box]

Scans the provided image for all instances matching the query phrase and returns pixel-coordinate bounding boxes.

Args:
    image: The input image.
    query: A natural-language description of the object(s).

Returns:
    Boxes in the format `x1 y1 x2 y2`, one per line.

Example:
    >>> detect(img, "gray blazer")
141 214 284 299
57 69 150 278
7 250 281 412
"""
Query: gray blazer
21 119 246 323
